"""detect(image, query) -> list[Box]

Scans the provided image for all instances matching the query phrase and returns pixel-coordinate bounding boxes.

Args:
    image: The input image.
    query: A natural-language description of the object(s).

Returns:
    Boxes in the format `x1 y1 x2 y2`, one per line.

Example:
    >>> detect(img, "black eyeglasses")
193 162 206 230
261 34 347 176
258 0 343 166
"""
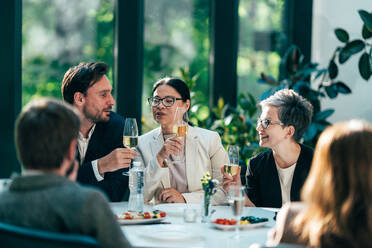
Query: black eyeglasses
257 118 283 129
148 96 183 107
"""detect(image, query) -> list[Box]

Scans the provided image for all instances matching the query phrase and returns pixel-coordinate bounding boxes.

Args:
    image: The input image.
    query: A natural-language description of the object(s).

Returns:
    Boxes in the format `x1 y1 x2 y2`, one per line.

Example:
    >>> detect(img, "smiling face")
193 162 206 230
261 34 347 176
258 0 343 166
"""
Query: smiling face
81 75 115 123
256 105 289 149
151 85 189 130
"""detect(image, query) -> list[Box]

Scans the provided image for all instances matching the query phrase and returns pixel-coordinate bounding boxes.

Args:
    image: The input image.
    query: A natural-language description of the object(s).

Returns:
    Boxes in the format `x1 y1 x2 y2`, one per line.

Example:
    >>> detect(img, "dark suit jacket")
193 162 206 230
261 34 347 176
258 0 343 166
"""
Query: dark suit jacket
246 144 313 208
0 174 131 248
77 111 129 202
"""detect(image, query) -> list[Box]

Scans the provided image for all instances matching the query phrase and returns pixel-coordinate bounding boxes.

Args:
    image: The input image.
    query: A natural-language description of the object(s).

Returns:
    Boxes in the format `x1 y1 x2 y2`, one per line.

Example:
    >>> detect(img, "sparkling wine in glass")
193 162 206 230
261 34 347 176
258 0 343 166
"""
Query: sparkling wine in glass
227 145 239 166
229 185 245 239
122 118 138 176
172 107 188 137
223 163 239 177
171 107 188 161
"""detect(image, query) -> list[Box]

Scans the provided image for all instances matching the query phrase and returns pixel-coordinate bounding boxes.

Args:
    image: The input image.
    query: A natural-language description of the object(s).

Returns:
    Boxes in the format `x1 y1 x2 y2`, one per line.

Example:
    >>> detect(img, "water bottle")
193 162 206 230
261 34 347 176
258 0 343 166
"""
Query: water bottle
128 161 144 212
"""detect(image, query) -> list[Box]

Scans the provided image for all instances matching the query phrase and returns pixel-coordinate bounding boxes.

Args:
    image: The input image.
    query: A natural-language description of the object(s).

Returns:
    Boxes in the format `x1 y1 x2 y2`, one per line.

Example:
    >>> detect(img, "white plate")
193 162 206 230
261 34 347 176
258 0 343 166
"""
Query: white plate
210 221 268 231
154 203 200 216
117 217 166 225
138 225 204 242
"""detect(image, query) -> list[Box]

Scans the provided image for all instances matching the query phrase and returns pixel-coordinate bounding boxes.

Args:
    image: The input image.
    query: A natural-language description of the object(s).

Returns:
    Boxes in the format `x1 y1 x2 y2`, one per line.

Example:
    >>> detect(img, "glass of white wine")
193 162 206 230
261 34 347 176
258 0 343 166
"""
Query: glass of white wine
228 185 245 239
171 107 188 161
223 163 239 177
122 118 138 176
224 145 240 177
227 145 239 165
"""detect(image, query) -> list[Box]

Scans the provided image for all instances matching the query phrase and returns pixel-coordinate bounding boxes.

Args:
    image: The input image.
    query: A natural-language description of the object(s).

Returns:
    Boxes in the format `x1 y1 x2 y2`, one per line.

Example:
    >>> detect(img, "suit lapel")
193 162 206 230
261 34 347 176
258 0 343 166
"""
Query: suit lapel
265 152 282 206
150 128 170 188
75 145 81 164
291 145 305 201
185 126 199 191
85 124 104 163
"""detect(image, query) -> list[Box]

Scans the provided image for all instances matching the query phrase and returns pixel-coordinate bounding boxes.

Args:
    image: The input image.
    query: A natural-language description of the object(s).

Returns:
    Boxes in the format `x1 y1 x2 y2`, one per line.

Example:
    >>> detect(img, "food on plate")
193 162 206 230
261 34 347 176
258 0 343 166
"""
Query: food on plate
117 210 166 220
212 216 268 226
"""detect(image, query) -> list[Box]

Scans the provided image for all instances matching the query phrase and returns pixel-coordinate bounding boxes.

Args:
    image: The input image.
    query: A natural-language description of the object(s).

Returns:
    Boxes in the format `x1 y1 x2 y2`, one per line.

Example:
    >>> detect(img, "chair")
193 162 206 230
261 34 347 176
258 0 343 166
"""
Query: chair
249 243 309 248
0 221 101 248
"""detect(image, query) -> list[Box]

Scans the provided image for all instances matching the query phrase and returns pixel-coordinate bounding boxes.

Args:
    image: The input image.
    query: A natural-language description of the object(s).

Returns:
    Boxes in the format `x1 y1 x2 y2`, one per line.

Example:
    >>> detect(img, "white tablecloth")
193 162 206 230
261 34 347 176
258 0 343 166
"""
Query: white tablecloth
110 202 277 248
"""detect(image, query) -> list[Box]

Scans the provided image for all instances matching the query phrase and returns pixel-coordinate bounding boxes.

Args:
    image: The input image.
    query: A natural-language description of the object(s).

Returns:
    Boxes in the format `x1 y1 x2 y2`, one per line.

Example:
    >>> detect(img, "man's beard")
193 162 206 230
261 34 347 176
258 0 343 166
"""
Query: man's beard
83 105 111 123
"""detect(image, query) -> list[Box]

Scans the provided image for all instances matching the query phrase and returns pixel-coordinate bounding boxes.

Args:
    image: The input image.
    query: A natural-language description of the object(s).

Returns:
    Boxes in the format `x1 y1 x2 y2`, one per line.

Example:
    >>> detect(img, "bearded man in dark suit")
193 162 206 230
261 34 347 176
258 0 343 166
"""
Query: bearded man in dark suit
61 62 136 201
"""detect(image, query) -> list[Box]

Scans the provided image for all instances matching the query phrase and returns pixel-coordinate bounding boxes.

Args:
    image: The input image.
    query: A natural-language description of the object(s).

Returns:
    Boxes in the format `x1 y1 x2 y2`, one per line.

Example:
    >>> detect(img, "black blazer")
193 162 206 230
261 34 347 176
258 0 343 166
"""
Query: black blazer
76 112 129 202
246 144 313 208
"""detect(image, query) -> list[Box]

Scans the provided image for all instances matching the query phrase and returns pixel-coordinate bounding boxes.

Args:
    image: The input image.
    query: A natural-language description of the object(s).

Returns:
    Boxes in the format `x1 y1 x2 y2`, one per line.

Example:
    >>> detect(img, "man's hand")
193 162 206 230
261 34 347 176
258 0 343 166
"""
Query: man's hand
97 148 136 174
67 160 79 181
156 137 183 166
158 188 186 203
221 166 242 192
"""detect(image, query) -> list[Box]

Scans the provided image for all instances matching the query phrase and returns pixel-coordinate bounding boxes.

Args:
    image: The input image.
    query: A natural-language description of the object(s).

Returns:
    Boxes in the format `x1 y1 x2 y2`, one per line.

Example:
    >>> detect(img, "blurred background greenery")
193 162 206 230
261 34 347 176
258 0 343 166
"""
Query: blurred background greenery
22 0 283 128
21 0 282 169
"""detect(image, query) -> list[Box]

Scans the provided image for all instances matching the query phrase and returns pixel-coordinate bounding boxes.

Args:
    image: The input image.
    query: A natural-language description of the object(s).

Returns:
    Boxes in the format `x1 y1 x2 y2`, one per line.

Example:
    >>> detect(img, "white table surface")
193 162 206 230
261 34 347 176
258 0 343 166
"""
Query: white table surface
110 202 278 248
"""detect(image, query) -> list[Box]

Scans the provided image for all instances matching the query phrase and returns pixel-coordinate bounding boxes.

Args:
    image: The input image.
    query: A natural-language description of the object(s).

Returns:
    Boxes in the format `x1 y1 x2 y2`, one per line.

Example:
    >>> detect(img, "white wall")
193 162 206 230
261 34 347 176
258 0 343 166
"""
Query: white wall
312 0 372 123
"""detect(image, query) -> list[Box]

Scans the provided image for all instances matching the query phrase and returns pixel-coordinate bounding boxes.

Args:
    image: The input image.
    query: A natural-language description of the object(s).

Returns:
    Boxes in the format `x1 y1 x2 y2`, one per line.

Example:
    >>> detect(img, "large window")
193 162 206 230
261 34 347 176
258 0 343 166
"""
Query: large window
22 0 114 105
142 0 210 132
238 0 284 100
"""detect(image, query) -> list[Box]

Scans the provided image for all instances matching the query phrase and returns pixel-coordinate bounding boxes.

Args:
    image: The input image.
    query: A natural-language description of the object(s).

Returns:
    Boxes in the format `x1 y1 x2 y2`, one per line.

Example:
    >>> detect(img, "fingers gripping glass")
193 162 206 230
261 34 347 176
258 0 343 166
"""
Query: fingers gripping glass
257 119 283 129
122 118 138 176
148 96 183 107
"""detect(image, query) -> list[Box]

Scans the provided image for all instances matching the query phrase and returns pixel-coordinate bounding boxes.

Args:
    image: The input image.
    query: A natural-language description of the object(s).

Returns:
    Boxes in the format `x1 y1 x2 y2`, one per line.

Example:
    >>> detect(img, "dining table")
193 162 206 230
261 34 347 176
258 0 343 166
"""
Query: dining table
110 202 278 248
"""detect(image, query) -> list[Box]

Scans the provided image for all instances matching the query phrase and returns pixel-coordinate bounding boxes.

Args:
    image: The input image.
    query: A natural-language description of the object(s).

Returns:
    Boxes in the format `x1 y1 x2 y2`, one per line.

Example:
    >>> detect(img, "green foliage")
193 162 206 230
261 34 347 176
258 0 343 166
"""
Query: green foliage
180 68 263 168
22 0 114 105
258 9 372 146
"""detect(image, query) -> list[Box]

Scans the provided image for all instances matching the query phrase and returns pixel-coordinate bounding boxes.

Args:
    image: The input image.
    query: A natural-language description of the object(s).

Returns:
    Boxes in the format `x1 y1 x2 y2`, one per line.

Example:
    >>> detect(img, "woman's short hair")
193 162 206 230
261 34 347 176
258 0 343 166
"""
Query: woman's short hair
15 98 80 170
296 120 372 246
260 89 313 142
152 77 190 103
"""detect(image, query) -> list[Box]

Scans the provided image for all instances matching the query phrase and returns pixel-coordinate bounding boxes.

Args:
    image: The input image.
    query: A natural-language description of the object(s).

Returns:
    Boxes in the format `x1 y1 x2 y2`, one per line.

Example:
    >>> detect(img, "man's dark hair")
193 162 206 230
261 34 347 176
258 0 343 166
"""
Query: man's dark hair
15 98 80 170
61 62 108 104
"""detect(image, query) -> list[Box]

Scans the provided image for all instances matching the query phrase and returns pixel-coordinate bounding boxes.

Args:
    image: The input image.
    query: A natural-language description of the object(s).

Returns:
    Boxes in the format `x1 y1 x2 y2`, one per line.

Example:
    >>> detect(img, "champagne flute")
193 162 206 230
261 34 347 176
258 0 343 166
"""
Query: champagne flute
171 107 188 161
172 107 188 137
122 118 138 176
229 185 245 239
224 145 240 177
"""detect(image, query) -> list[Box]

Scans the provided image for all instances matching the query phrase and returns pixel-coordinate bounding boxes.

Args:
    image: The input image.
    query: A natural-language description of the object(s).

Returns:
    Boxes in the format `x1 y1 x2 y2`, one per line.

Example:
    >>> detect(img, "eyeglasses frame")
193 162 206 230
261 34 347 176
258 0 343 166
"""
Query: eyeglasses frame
148 96 183 107
257 118 284 129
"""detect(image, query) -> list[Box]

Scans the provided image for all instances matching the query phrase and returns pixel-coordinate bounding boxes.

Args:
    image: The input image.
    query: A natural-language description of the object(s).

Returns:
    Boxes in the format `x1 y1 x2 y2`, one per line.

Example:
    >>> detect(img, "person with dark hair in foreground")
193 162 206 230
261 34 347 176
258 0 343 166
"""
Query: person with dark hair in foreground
61 62 136 201
0 98 131 248
137 77 229 204
223 89 314 208
268 120 372 248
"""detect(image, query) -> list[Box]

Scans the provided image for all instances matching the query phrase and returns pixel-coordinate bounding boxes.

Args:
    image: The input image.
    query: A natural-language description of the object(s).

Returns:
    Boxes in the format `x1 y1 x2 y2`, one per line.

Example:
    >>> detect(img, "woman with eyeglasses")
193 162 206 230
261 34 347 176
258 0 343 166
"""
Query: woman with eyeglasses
222 89 313 208
137 77 228 204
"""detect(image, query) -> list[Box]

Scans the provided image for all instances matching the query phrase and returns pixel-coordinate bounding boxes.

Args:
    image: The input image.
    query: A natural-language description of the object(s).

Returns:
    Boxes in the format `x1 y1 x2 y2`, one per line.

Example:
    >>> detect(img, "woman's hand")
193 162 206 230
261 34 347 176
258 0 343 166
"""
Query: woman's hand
158 188 186 203
221 166 242 192
156 137 183 167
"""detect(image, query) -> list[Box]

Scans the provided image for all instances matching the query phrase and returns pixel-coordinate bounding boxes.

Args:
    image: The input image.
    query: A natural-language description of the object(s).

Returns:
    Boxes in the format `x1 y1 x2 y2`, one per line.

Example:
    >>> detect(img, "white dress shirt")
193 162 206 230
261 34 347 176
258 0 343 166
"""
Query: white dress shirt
77 125 104 182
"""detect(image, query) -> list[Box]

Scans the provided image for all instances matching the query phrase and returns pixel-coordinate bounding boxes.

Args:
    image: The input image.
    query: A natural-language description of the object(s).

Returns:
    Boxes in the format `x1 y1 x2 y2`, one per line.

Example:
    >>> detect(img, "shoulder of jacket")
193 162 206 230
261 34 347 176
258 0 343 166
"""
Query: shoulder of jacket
189 126 219 138
139 127 161 140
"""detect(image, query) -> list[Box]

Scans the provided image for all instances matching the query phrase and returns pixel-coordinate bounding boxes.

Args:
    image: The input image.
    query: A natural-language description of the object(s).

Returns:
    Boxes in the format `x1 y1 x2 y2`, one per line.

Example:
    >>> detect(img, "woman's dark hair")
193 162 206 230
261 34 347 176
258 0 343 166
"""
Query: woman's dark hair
152 77 191 103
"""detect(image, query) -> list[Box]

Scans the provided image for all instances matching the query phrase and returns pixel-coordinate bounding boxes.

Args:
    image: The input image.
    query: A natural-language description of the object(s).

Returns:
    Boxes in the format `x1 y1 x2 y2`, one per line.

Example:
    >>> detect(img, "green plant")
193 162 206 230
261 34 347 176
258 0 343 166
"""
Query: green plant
258 9 372 146
180 67 263 171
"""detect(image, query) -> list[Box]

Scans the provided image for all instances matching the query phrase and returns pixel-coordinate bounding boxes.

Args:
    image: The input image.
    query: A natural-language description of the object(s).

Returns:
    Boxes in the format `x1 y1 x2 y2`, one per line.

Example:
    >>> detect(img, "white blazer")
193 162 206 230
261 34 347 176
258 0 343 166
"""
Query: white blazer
137 125 229 205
